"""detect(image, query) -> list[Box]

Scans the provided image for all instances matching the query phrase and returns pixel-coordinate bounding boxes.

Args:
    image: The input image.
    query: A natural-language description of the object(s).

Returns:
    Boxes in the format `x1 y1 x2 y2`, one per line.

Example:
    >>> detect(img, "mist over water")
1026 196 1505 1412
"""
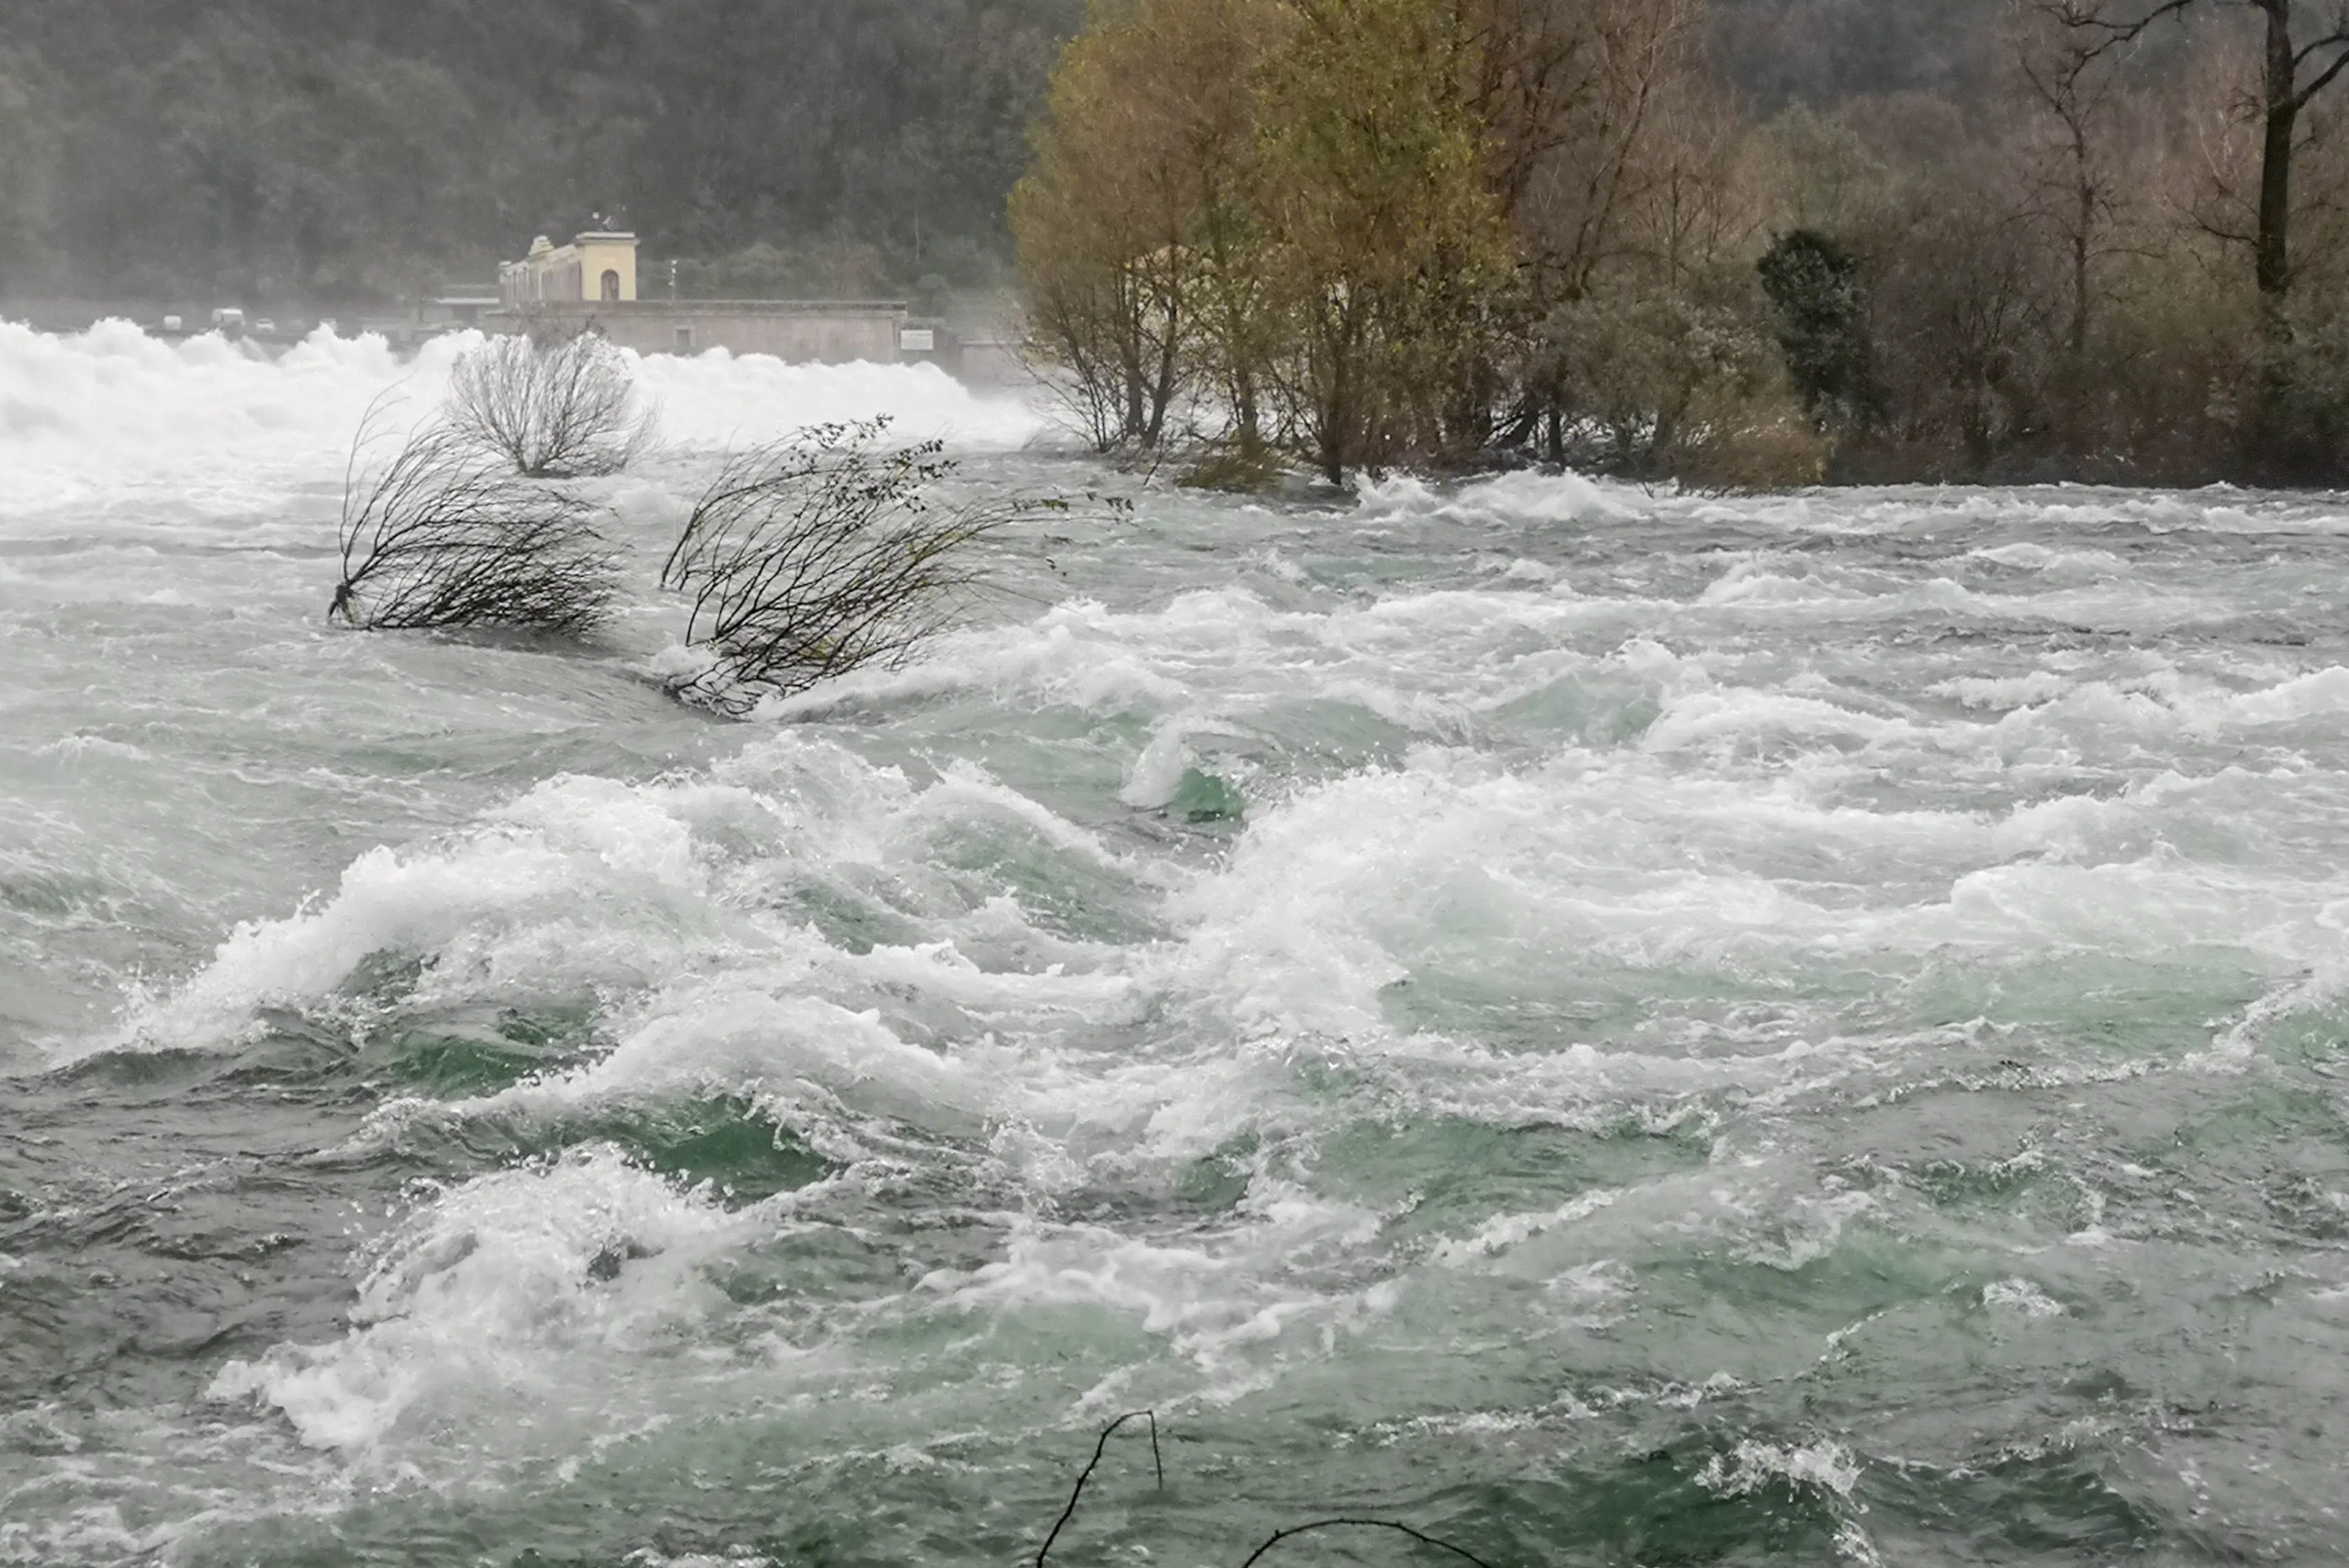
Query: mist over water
7 322 2349 1567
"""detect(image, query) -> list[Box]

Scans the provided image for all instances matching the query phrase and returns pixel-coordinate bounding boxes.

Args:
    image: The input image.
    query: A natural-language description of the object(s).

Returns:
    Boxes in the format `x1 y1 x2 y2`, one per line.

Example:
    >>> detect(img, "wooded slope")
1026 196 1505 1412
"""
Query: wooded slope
0 0 1083 300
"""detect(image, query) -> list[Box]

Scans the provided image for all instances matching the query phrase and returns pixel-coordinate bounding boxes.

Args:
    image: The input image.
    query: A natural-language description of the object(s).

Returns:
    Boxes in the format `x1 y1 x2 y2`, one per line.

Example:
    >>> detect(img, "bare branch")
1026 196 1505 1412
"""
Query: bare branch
2291 20 2349 68
660 419 1067 717
2293 33 2349 106
330 421 619 635
1034 1411 1163 1568
443 327 660 478
2073 0 2201 61
1236 1520 1504 1568
1030 1412 1502 1568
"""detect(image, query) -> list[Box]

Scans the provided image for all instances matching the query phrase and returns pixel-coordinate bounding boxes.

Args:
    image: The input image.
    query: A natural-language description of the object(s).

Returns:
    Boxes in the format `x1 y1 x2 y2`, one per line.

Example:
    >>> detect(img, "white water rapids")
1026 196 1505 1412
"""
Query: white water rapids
5 321 2349 1567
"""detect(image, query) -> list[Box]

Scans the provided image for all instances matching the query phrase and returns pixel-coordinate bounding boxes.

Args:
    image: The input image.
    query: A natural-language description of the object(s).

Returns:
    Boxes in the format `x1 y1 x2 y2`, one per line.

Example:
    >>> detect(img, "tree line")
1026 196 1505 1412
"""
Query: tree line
0 0 2006 315
1014 0 2349 485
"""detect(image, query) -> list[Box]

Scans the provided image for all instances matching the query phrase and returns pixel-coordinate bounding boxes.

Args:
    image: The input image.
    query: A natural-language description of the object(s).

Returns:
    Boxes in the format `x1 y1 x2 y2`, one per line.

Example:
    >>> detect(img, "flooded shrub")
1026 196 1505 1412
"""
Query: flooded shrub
1677 389 1831 489
1545 270 1822 484
658 418 1046 716
1179 443 1290 491
442 328 657 478
330 423 619 634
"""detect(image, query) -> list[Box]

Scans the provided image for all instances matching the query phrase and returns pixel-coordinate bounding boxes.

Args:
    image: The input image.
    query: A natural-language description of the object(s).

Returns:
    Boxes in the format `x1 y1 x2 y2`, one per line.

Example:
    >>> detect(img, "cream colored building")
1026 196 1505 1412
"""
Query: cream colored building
492 228 912 364
500 231 639 307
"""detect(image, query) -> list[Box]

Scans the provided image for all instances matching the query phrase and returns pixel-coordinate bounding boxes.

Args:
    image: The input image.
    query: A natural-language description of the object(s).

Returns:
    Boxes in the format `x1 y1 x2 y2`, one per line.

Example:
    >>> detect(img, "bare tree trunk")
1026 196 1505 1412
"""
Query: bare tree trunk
1319 315 1353 485
2071 124 2093 355
1123 337 1148 443
2256 0 2297 304
1145 296 1182 448
2012 0 2111 357
1235 368 1263 456
2076 0 2349 312
1320 349 1349 485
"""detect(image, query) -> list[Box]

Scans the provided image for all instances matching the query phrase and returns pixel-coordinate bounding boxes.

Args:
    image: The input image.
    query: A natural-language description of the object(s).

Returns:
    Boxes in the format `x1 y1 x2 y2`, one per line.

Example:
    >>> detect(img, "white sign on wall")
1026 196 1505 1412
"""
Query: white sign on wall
900 328 936 353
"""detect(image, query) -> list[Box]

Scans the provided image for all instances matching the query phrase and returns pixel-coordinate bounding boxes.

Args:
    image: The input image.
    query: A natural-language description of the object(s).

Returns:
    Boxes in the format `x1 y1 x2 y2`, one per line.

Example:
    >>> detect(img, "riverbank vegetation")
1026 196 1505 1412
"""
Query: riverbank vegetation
330 423 620 636
330 332 658 633
1014 0 2349 486
444 332 658 480
660 420 1062 716
332 352 1057 715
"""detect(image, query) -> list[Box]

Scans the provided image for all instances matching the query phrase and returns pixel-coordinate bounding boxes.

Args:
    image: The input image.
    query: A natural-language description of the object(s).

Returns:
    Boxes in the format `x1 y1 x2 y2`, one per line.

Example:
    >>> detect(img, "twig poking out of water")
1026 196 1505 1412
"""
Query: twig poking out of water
443 327 657 478
1236 1520 1501 1568
1036 1413 1500 1568
658 416 1058 717
330 419 619 634
1036 1410 1162 1568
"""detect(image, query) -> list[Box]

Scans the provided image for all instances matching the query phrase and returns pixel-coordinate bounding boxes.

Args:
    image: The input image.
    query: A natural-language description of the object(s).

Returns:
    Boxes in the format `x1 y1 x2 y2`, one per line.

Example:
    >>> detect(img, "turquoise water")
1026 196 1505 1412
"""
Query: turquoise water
6 323 2349 1566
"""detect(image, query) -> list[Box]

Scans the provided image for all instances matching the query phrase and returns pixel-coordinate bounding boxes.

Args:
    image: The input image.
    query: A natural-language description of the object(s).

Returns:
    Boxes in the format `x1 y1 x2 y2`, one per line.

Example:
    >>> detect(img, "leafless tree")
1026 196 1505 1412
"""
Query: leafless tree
2012 0 2133 355
443 327 659 478
2075 0 2349 305
1470 0 1730 458
330 421 620 635
658 419 1054 717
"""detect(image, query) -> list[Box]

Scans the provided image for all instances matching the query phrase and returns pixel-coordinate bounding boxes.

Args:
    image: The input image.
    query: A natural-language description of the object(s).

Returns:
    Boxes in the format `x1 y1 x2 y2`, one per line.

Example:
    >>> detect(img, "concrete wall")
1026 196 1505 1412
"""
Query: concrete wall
508 301 908 364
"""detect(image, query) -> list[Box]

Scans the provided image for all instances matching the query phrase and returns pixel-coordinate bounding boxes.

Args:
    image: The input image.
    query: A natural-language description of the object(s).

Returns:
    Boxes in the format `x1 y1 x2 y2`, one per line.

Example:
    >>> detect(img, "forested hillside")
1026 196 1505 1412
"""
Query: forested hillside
1710 0 2005 110
0 0 1083 302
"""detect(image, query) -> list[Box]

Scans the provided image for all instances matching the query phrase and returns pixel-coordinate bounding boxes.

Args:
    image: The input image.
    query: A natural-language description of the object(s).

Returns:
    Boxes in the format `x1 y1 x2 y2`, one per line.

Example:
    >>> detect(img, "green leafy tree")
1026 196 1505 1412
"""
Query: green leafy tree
1757 228 1872 423
1254 0 1513 480
1010 0 1276 450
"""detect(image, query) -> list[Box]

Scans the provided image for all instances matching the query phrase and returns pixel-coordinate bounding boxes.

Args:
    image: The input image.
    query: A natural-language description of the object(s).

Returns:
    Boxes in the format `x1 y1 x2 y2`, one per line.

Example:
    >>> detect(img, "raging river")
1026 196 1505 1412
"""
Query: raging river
6 322 2349 1565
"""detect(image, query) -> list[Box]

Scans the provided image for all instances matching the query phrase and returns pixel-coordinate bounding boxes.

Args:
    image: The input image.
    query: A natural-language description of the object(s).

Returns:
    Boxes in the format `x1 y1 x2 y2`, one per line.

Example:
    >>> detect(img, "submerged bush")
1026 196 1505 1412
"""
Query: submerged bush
330 423 620 634
443 328 658 478
1543 272 1825 486
658 418 1048 716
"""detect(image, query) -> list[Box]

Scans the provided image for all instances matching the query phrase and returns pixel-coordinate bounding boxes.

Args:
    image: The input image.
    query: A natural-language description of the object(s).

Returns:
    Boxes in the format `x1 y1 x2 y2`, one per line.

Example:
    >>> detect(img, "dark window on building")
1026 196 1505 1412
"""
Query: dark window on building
675 325 693 352
601 269 621 302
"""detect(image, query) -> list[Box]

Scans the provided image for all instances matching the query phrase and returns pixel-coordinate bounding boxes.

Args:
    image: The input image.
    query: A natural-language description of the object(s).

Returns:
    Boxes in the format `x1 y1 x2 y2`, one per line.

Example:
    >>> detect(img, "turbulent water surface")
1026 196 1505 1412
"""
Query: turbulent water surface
6 322 2349 1567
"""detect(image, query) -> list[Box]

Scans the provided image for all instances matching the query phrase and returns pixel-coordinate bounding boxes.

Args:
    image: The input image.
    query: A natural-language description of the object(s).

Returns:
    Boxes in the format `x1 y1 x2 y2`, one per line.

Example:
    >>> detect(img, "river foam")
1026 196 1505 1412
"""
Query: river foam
0 317 1045 522
12 335 2349 1565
